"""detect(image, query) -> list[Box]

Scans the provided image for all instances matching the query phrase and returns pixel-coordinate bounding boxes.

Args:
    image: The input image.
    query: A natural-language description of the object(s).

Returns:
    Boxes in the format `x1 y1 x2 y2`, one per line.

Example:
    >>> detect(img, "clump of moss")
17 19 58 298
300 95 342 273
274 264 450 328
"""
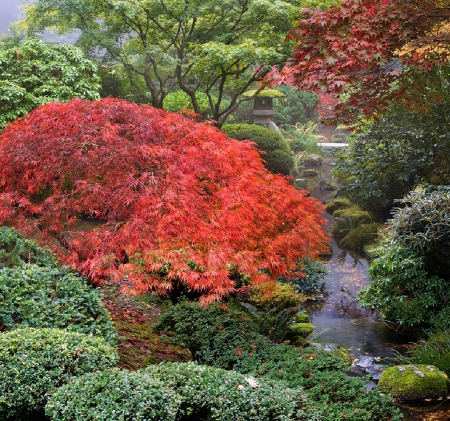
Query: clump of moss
325 197 352 215
339 223 380 249
378 364 449 400
296 312 310 323
299 153 323 168
289 323 314 338
331 206 373 238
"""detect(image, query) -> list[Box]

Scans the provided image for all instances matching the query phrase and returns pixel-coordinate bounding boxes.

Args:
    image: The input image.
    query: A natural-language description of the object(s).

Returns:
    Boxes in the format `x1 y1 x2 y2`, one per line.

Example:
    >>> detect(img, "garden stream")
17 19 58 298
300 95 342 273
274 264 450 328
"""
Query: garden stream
301 156 450 420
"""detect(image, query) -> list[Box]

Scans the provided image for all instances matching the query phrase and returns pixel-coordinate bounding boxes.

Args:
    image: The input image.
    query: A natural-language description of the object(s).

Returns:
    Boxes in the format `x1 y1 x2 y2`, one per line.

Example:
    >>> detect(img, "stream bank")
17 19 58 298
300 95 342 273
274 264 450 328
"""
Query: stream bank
298 153 450 420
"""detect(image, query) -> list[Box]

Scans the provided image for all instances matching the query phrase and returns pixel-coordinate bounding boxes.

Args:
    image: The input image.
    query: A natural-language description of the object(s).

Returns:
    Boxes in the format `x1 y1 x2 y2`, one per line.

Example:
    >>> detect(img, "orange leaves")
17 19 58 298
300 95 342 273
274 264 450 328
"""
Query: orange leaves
0 98 328 302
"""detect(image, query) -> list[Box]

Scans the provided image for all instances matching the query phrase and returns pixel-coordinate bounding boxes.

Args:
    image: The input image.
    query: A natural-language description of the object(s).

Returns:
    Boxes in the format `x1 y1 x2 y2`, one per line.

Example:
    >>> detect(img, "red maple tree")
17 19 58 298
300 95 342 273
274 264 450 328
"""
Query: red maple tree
276 0 450 123
0 98 328 303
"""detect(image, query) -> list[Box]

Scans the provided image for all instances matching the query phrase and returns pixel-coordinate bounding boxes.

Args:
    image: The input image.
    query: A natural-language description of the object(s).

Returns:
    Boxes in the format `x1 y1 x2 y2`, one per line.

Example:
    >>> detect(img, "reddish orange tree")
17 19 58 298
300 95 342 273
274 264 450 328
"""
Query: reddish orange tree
277 0 450 123
0 98 328 303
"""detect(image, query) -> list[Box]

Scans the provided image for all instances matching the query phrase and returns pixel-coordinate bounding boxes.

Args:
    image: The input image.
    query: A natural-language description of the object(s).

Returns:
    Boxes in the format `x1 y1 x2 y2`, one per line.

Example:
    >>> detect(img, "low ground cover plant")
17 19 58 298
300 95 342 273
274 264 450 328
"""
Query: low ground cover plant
0 327 118 420
46 362 315 421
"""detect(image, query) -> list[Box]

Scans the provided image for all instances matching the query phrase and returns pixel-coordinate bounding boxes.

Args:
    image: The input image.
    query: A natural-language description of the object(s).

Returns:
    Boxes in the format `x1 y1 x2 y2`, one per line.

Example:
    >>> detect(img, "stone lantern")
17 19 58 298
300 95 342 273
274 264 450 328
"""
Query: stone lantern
243 89 285 135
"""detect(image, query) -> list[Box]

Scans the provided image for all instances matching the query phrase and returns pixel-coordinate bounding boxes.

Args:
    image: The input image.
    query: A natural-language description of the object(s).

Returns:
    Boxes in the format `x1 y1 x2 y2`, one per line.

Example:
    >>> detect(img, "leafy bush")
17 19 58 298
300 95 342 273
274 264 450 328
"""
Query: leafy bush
334 97 450 212
278 258 328 295
47 362 316 421
387 187 450 280
46 369 180 421
0 39 100 130
221 123 294 175
154 300 276 368
359 187 450 331
294 371 404 421
0 264 117 343
155 301 402 421
0 226 57 268
144 362 311 421
0 327 118 419
155 300 347 374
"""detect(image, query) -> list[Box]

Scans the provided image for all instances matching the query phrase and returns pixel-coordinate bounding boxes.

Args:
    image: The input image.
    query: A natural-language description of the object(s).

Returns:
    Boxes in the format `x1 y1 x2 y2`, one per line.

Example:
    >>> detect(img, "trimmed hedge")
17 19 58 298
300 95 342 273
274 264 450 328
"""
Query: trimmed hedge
0 264 117 343
46 362 314 421
46 369 180 421
0 328 118 419
222 123 294 175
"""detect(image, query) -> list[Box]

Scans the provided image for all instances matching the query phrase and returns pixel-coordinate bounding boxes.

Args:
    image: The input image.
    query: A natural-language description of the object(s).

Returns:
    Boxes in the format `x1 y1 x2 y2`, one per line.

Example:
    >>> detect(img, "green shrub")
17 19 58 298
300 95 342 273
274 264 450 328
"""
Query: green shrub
278 258 328 295
222 123 294 175
155 301 402 421
47 362 317 421
143 362 312 421
359 245 449 329
46 369 180 421
0 264 117 343
0 327 118 419
359 188 450 331
0 226 57 268
296 371 404 421
154 300 287 369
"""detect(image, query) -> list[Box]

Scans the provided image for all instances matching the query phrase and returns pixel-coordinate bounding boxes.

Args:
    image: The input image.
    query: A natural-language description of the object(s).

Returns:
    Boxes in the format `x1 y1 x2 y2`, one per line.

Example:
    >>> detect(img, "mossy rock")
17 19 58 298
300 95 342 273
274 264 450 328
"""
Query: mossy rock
378 364 449 400
289 335 309 347
320 179 338 191
331 207 373 238
301 169 319 178
339 223 380 250
325 197 352 214
332 206 372 222
289 323 314 338
295 313 310 323
299 154 323 168
332 346 352 366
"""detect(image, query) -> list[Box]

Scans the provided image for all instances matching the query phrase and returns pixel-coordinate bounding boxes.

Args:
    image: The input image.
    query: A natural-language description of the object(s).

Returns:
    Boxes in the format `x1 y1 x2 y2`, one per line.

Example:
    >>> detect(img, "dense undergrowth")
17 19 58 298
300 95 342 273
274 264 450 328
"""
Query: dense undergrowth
0 226 404 420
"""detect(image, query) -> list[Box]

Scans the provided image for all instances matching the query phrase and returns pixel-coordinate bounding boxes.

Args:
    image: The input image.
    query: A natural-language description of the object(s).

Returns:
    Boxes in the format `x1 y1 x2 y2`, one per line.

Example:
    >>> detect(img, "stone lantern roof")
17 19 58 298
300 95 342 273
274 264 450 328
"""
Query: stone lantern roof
243 89 285 134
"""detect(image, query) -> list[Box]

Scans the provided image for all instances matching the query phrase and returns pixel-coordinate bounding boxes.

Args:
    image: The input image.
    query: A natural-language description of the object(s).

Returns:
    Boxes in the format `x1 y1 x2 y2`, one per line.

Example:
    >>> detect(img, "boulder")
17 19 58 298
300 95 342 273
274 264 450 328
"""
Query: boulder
377 364 449 400
301 169 319 178
289 323 314 338
339 223 380 250
325 197 352 215
299 154 323 168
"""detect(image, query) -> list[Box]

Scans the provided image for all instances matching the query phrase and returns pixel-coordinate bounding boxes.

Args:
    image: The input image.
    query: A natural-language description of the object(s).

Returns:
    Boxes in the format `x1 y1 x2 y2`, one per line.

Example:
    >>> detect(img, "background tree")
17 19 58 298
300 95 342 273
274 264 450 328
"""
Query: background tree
0 98 328 303
20 0 302 126
334 82 450 212
276 0 450 124
0 38 100 130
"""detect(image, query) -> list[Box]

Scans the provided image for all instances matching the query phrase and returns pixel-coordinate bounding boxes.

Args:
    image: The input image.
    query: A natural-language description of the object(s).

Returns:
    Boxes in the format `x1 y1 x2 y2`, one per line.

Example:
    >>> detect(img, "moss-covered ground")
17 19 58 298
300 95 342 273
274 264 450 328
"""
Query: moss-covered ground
101 286 190 370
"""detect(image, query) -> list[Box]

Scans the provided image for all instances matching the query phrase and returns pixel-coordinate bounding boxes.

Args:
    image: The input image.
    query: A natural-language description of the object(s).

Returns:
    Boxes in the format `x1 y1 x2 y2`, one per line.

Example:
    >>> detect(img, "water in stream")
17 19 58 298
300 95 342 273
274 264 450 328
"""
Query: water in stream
301 154 450 420
305 213 411 361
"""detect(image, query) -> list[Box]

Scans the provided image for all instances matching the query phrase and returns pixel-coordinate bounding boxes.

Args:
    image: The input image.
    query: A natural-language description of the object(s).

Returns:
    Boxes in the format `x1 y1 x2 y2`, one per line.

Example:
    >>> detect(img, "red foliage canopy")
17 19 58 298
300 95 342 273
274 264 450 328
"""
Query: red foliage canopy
276 0 450 123
0 98 328 303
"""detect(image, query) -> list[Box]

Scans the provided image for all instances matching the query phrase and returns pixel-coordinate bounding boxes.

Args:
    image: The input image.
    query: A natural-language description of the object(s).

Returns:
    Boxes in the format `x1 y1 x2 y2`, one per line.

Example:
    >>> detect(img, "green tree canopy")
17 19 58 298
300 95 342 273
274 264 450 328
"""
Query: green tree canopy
0 38 100 130
19 0 301 126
